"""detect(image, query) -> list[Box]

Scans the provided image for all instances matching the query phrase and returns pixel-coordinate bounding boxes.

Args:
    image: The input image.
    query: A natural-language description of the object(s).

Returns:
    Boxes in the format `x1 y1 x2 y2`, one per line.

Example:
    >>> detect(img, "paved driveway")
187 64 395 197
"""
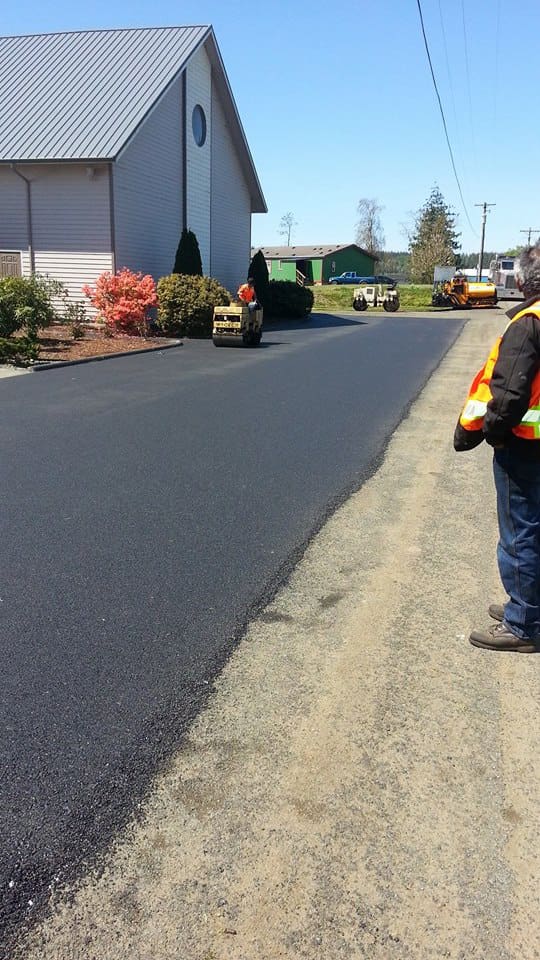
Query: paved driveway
0 312 462 949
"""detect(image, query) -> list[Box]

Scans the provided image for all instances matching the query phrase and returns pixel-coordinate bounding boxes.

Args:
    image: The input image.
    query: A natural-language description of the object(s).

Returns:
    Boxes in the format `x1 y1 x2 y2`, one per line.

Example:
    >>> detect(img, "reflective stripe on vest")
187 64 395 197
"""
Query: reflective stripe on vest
459 300 540 439
461 398 488 421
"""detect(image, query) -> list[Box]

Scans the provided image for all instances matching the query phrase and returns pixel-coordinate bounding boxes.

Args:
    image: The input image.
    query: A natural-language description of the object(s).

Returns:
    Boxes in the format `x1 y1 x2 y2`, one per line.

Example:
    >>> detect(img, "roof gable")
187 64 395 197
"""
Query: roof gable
252 243 374 260
0 26 211 162
0 25 267 209
204 33 266 214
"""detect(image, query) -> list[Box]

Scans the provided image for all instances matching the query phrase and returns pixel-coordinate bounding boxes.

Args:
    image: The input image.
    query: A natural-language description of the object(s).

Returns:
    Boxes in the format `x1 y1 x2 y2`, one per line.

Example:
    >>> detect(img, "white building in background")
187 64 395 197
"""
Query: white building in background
0 26 266 299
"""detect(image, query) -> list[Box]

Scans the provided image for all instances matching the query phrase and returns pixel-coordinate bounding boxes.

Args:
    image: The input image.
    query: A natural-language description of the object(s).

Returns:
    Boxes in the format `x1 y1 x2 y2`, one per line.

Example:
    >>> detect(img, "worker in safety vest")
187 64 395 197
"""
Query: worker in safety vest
454 245 540 652
237 277 259 313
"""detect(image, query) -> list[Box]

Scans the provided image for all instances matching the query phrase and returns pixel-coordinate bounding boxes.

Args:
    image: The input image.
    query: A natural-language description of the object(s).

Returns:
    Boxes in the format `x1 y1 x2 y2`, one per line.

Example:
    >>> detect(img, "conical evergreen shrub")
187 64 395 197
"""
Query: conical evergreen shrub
248 249 270 311
173 228 203 276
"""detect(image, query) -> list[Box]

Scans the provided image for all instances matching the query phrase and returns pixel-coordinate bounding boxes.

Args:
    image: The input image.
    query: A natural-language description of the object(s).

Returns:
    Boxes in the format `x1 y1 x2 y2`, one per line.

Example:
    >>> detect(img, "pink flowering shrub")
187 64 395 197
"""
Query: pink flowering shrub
83 268 157 335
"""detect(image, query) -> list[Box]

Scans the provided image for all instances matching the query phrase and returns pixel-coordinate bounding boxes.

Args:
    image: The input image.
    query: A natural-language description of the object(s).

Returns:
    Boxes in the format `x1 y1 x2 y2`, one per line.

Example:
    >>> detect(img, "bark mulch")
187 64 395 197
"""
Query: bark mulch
36 325 179 363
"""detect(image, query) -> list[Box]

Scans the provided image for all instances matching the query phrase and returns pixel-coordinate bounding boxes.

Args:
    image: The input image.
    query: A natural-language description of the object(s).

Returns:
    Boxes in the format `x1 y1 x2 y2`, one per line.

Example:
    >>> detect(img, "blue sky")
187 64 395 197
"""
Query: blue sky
3 1 538 254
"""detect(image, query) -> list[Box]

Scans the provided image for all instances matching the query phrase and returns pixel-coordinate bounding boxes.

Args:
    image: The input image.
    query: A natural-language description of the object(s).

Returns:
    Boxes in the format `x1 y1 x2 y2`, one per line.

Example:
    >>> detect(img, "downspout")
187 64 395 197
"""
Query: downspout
108 163 116 273
182 71 187 231
10 164 35 273
209 67 213 278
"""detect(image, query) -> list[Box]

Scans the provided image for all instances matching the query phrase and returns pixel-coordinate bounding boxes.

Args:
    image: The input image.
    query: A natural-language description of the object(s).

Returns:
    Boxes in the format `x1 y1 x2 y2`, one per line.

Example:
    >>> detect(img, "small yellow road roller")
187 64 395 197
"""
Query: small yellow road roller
212 303 263 347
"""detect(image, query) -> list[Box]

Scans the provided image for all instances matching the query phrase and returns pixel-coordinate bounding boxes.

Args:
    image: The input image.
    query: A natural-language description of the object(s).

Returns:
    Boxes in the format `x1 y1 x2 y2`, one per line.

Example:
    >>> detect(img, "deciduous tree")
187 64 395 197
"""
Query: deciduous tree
355 198 385 256
279 212 298 246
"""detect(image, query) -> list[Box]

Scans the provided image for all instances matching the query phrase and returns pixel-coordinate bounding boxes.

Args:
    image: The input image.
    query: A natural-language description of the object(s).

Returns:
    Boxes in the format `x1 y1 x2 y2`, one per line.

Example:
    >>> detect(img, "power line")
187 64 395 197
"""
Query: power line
414 0 477 235
437 0 459 131
437 0 470 198
460 0 478 176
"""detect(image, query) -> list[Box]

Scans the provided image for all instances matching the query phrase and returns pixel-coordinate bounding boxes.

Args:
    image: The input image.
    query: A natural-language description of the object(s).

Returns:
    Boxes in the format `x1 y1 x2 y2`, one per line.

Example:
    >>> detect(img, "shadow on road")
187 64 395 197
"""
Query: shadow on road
217 341 288 349
266 312 367 332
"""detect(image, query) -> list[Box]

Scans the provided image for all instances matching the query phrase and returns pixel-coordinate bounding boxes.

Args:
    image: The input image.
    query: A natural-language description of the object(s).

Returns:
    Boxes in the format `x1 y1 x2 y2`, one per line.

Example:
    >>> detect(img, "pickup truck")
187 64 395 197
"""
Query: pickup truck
329 273 397 286
328 272 369 285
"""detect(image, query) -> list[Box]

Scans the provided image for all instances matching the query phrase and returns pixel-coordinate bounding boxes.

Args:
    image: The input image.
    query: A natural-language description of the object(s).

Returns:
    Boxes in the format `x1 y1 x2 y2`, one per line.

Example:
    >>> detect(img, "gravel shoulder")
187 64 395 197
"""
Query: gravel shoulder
16 310 539 960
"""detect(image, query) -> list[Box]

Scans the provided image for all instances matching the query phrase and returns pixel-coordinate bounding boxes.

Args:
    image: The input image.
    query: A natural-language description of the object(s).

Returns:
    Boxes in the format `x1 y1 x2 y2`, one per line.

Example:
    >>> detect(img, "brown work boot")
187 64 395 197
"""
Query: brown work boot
469 622 537 653
488 603 504 622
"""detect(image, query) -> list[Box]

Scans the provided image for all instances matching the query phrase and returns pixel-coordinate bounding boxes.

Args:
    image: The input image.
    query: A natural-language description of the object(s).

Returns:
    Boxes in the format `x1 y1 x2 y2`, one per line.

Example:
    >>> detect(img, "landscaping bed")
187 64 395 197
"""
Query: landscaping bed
35 325 178 363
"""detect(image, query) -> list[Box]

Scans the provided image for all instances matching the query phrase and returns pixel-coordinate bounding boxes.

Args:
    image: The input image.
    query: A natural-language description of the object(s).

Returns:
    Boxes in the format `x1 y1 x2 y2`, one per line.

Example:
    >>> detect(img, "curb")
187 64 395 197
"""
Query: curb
31 339 182 372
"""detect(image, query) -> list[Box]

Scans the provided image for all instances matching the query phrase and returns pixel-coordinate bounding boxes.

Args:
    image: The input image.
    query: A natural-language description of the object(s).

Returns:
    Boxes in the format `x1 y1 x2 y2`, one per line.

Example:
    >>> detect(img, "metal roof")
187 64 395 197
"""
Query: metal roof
0 26 267 210
252 243 374 260
0 27 209 161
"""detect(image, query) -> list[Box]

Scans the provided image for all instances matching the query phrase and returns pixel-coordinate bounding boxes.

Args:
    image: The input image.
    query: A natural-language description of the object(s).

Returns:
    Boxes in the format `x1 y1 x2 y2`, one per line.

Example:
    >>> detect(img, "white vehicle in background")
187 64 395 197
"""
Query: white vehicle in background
489 256 523 301
352 279 400 312
458 268 491 282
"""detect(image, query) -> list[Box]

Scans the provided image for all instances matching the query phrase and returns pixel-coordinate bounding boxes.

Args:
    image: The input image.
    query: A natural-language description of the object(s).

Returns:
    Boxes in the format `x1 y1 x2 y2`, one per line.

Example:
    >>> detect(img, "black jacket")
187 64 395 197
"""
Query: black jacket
454 296 540 458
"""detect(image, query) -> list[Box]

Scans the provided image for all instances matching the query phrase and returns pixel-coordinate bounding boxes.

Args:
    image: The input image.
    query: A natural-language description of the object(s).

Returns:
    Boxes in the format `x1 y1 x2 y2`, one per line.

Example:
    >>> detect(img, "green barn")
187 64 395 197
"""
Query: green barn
253 243 377 285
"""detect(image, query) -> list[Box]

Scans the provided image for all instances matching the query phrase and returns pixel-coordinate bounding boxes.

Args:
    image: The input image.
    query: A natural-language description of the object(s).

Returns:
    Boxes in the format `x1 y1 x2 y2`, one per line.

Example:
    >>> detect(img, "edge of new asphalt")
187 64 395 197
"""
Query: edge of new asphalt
0 340 182 377
31 338 182 371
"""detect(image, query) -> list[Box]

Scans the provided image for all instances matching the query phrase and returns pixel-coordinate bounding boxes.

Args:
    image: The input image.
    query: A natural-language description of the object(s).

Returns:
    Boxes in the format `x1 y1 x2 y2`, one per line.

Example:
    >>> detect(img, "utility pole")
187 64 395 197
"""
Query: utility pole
475 202 496 281
520 228 540 246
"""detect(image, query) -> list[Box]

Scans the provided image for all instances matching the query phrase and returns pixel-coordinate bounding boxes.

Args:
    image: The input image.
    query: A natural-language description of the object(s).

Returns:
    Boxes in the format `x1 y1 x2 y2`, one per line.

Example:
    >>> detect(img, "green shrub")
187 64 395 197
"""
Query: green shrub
64 301 87 340
0 336 39 364
173 228 203 276
0 274 66 339
157 274 232 337
267 280 313 319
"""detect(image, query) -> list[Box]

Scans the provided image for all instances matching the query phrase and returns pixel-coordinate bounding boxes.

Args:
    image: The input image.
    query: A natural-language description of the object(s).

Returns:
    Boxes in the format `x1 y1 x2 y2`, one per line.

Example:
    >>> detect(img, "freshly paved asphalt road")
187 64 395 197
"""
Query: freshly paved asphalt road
0 311 461 950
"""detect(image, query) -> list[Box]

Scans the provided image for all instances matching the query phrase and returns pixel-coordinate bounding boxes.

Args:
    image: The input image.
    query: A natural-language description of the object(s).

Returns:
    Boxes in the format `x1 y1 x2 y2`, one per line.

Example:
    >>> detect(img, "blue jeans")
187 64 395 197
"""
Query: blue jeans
493 447 540 640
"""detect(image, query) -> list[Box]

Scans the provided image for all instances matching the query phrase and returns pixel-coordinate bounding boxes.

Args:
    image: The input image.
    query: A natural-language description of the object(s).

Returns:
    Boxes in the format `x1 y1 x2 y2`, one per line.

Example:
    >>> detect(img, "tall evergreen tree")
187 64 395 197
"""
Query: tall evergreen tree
248 250 270 310
409 187 460 283
173 228 203 276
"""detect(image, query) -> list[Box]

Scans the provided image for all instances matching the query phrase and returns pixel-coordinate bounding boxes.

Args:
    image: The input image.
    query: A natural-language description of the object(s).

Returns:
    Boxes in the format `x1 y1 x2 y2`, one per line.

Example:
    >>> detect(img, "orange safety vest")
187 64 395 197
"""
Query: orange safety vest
238 283 255 303
459 300 540 440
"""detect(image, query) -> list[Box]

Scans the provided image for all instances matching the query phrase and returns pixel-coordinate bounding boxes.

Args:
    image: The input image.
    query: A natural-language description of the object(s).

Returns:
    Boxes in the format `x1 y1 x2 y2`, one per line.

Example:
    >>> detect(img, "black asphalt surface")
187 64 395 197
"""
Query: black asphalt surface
0 312 461 950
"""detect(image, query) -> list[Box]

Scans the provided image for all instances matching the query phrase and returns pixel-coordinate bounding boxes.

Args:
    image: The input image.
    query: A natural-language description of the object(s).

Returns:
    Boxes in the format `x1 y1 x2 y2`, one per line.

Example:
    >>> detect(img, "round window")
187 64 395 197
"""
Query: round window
192 105 207 147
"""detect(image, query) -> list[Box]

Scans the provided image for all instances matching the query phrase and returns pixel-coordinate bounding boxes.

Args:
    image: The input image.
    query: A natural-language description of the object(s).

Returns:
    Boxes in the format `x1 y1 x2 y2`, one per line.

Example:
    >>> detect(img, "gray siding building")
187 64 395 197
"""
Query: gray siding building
0 26 266 301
